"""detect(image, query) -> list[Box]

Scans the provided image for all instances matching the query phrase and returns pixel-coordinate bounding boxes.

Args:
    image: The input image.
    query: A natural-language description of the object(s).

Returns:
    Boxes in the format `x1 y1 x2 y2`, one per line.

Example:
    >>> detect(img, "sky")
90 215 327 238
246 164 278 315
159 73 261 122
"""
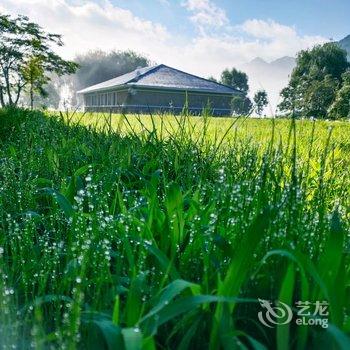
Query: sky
0 0 349 79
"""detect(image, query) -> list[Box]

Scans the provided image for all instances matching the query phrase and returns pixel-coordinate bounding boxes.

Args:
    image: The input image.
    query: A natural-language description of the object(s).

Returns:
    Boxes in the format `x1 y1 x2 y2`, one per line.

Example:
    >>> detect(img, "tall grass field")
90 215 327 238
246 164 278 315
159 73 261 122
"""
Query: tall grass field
0 108 349 349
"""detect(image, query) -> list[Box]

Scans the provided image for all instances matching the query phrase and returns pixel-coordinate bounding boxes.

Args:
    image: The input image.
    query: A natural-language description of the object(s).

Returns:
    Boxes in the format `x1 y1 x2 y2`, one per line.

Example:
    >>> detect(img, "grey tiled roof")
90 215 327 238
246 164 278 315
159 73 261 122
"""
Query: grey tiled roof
77 64 238 94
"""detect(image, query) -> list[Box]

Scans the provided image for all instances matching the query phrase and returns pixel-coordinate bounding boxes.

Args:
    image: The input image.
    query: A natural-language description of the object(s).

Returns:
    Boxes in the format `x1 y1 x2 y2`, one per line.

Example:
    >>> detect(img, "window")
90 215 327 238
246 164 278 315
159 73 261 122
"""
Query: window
108 92 113 106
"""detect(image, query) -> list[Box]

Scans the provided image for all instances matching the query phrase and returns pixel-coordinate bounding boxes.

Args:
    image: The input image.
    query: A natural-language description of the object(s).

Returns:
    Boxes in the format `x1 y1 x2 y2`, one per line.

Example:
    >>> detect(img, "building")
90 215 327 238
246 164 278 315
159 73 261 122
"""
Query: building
77 64 239 116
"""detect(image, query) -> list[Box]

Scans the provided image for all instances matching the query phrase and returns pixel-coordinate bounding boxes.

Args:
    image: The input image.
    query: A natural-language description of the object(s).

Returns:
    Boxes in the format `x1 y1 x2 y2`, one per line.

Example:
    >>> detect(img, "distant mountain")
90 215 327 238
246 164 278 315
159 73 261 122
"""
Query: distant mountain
270 56 296 71
240 56 296 113
240 36 349 115
339 34 350 58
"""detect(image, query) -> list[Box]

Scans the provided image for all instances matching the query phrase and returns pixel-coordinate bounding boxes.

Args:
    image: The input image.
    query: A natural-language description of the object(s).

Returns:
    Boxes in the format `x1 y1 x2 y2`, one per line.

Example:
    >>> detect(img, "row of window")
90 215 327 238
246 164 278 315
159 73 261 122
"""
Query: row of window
84 92 118 107
84 91 232 109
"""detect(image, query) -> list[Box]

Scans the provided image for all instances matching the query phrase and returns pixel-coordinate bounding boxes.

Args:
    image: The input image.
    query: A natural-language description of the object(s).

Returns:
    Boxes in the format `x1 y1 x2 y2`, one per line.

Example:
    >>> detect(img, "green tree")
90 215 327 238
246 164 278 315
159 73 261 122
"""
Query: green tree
304 75 338 118
329 71 350 119
221 68 249 94
33 80 61 109
231 95 252 116
253 90 268 116
220 67 251 116
73 50 150 90
21 56 47 110
0 14 78 108
208 76 218 83
278 42 349 118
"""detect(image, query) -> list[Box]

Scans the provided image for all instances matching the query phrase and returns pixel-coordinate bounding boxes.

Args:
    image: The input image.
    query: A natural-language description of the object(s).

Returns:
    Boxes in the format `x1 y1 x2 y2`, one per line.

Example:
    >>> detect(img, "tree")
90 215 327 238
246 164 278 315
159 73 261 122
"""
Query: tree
33 79 61 109
231 95 253 116
20 73 62 110
208 76 218 83
304 75 338 118
328 71 350 119
278 42 349 118
0 14 78 108
278 85 296 115
253 90 268 116
221 68 249 94
220 67 251 116
21 56 47 110
73 50 150 90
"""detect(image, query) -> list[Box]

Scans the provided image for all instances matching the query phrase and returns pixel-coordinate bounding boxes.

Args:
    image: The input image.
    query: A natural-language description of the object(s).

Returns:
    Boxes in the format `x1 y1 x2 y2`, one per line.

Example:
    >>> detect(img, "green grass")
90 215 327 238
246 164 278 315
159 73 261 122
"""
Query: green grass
0 108 350 349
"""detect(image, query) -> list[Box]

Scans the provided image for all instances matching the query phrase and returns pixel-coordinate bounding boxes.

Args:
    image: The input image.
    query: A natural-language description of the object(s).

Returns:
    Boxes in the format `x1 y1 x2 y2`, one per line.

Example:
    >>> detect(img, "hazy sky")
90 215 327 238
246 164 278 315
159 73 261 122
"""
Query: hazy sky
0 0 348 78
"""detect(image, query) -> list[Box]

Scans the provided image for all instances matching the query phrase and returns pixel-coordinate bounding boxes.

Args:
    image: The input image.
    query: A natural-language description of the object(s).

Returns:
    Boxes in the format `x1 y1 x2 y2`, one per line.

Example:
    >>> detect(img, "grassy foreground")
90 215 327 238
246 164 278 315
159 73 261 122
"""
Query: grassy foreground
0 108 350 349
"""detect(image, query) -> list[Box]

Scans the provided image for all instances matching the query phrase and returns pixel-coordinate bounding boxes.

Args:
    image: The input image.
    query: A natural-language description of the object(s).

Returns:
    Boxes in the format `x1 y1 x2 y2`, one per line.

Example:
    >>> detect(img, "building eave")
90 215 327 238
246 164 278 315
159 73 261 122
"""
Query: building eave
77 83 239 96
77 85 128 94
128 84 238 95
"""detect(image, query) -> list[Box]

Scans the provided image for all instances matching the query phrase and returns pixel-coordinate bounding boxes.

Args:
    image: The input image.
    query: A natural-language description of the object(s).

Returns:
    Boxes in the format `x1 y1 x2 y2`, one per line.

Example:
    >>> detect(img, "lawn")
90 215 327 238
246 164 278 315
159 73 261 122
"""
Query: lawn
0 108 349 349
